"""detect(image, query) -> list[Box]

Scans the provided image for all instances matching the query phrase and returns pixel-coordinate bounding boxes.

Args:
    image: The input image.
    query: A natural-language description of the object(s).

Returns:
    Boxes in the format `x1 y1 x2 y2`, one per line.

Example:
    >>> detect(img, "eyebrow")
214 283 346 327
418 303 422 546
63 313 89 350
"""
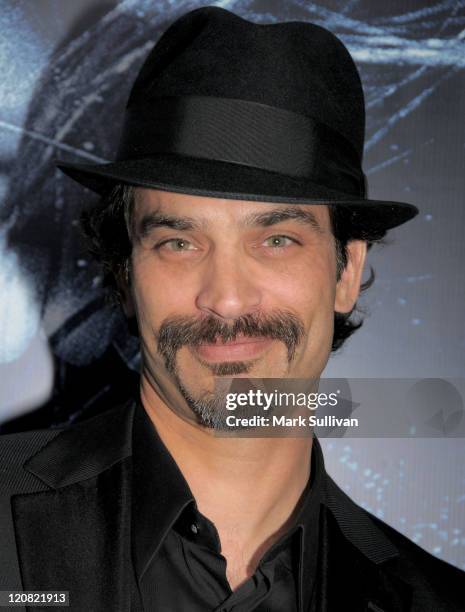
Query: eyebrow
242 206 325 233
137 211 201 239
136 205 325 239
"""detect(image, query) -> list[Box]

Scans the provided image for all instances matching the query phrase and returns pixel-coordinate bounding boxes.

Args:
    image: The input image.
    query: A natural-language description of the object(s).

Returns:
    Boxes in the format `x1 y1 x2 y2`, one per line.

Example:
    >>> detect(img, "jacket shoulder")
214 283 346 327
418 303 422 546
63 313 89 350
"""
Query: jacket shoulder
0 401 135 494
369 513 465 609
324 475 464 610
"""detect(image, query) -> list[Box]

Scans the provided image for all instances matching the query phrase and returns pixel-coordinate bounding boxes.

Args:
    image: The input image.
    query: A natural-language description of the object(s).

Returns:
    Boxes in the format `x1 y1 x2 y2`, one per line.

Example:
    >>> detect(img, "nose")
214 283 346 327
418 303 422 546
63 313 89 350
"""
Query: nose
195 248 262 320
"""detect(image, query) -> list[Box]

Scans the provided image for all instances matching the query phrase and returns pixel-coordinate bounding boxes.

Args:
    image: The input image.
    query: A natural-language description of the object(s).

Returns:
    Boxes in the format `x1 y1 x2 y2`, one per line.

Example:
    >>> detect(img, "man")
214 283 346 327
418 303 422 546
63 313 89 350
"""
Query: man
1 6 463 611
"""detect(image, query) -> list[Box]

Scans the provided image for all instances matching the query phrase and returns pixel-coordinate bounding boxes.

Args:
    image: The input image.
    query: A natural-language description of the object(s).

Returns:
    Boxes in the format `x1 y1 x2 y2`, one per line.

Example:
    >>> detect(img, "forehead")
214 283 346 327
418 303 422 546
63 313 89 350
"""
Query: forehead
133 187 331 228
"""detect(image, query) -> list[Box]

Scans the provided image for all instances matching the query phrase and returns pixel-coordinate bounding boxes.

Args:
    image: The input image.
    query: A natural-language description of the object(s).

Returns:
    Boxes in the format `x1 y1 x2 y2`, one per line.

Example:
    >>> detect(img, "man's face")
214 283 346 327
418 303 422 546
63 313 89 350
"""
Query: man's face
124 188 366 427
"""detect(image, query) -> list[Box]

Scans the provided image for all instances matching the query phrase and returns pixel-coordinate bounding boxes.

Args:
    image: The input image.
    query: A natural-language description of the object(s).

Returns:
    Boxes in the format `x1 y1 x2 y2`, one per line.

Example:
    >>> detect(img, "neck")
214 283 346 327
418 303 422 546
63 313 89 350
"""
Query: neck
140 376 312 585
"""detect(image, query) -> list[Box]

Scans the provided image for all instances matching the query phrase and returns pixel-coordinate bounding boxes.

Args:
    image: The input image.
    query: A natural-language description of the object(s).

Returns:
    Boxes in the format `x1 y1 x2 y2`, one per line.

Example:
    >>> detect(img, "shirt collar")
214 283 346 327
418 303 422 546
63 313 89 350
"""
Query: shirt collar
262 425 325 612
131 399 325 611
131 400 194 580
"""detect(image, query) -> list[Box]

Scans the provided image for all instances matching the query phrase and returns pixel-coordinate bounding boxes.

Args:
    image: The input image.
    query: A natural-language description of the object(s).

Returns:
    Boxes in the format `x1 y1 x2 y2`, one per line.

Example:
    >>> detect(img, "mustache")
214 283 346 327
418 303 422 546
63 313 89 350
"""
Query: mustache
157 310 305 372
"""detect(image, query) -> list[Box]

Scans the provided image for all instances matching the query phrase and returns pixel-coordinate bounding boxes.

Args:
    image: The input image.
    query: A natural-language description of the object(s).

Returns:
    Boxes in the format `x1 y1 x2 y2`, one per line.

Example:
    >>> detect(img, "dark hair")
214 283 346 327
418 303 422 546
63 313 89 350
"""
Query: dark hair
80 184 387 352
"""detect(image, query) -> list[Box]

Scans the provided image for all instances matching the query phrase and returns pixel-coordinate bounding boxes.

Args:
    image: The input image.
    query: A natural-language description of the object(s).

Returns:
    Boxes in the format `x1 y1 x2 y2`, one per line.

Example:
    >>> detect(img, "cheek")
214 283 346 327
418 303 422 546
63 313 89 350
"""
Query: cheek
130 253 198 329
265 249 337 364
264 249 337 319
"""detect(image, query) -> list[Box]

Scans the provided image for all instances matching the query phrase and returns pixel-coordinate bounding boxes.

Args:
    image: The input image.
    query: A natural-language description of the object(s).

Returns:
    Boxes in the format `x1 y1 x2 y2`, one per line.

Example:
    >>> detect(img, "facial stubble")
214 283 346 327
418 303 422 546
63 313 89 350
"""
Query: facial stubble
156 310 305 430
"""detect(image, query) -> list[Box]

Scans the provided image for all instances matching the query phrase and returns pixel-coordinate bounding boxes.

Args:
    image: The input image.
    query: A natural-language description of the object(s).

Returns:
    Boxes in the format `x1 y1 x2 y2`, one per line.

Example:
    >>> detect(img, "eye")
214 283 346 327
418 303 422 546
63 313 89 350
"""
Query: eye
262 235 297 248
156 238 197 252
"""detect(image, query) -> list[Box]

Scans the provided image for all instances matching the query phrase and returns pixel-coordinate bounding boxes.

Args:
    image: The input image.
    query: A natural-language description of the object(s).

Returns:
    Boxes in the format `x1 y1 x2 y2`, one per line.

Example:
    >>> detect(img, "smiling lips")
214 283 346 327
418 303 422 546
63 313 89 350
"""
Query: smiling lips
194 335 273 362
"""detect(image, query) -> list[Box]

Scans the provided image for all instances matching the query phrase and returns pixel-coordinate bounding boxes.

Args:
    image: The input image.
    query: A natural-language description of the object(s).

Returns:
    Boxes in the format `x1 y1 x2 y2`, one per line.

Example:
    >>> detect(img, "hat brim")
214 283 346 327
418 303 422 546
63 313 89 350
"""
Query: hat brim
56 155 418 231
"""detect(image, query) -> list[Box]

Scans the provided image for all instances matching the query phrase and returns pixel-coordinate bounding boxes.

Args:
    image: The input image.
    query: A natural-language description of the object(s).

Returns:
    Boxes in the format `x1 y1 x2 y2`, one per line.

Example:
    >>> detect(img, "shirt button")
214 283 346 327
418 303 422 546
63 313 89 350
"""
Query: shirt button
190 523 199 534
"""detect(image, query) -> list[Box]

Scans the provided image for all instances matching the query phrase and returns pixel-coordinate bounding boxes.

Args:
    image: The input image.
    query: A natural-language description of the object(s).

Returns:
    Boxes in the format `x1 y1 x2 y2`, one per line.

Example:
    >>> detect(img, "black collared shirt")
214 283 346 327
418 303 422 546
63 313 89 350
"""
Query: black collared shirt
131 401 324 611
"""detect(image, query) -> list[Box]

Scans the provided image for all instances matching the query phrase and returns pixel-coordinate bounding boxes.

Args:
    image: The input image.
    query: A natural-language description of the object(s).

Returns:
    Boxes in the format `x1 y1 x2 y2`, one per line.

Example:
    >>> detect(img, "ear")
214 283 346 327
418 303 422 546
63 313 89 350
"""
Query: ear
334 240 368 313
115 268 135 318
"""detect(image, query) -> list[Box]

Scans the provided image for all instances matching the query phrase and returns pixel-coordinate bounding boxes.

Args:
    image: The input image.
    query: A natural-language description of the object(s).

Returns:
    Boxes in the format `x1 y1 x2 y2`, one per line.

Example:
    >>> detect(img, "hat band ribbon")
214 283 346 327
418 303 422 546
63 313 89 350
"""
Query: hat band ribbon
117 95 365 196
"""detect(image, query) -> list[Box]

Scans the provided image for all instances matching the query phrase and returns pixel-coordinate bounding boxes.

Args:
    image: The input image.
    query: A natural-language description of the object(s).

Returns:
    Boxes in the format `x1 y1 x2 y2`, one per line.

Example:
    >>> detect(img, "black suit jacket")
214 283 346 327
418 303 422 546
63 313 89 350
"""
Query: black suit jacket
1 401 463 612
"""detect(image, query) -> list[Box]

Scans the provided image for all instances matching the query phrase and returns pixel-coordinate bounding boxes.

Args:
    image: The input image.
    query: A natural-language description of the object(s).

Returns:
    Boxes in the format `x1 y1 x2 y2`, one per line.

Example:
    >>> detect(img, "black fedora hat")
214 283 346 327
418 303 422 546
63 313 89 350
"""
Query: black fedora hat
57 6 418 231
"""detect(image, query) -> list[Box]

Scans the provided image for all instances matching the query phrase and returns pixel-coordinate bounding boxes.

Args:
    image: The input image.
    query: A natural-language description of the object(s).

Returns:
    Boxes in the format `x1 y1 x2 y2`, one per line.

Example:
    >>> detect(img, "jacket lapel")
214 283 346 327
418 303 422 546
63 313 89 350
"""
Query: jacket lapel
11 402 139 612
310 475 412 612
